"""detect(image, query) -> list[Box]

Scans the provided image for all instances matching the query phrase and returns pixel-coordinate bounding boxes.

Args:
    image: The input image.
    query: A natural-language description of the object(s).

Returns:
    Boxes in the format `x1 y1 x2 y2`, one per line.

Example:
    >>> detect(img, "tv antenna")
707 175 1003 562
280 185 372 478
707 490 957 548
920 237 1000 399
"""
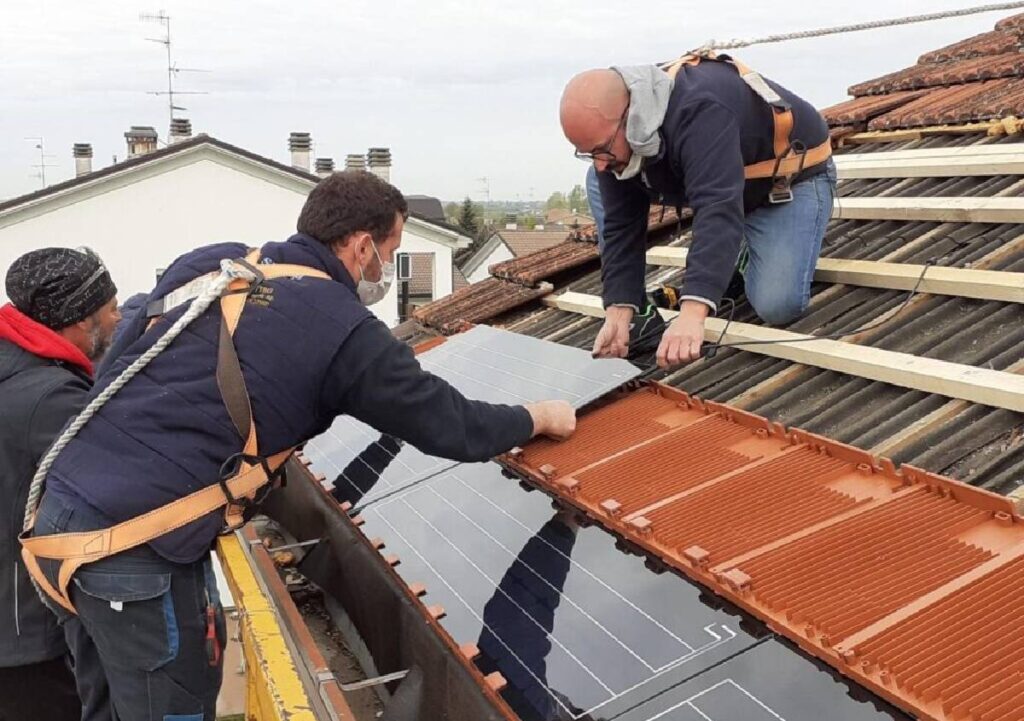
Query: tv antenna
140 11 209 130
477 176 490 204
24 137 57 189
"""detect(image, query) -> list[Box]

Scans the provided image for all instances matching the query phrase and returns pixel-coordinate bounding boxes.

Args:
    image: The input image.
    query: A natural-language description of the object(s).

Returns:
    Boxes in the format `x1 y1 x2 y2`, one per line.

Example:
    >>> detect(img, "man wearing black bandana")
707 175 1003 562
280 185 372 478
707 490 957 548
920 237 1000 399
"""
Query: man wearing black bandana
0 247 119 721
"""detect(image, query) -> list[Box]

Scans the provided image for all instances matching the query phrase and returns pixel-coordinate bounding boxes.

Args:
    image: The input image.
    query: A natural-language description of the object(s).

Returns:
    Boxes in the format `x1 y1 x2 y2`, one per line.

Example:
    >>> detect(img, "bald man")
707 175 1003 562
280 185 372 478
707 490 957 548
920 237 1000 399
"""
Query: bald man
561 62 835 368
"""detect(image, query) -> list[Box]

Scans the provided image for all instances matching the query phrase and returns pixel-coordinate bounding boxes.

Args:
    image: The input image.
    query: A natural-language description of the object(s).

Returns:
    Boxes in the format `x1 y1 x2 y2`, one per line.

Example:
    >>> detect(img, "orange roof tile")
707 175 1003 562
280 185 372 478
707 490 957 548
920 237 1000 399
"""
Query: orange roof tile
502 382 1024 721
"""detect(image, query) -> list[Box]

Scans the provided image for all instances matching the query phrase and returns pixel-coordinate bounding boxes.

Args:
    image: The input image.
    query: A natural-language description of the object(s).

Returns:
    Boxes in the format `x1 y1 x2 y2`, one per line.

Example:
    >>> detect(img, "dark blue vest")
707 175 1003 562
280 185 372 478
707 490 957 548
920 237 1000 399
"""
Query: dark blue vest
47 234 371 562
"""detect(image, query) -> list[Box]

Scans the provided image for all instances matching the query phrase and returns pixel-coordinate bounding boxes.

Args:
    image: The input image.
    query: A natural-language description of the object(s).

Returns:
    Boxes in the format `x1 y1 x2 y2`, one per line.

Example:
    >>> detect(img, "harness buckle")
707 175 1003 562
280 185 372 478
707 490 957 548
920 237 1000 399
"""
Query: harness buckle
217 452 284 513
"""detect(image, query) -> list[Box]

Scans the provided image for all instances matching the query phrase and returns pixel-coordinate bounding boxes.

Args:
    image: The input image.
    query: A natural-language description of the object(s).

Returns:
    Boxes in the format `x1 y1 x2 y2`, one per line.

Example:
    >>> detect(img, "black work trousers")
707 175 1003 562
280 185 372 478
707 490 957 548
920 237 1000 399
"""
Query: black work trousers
0 655 80 721
32 490 226 721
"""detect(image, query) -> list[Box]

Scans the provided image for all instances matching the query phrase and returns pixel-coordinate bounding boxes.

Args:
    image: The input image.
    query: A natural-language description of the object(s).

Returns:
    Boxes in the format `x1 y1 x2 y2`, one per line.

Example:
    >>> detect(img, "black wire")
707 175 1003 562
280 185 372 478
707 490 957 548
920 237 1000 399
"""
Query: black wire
628 259 936 361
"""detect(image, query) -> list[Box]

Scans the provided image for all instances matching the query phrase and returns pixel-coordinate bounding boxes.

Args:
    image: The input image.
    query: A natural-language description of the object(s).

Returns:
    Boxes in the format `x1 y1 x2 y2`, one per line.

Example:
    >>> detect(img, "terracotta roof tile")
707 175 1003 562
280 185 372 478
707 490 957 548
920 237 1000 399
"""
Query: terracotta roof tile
412 277 551 333
850 53 1024 96
867 77 1024 130
820 90 930 127
502 382 1024 721
489 240 599 285
995 11 1024 31
917 29 1022 64
572 204 684 242
496 229 570 257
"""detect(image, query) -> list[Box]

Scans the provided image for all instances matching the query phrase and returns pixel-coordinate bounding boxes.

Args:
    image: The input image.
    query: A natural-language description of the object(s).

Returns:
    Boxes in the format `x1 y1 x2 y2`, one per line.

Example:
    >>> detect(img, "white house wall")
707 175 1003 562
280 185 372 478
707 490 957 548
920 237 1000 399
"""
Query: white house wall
0 157 453 327
466 242 513 284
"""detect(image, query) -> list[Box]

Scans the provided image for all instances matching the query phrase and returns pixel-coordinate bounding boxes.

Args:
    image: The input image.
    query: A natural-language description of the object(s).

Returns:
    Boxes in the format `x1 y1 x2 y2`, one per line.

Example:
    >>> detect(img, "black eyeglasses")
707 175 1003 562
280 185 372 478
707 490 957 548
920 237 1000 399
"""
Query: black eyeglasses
574 106 629 162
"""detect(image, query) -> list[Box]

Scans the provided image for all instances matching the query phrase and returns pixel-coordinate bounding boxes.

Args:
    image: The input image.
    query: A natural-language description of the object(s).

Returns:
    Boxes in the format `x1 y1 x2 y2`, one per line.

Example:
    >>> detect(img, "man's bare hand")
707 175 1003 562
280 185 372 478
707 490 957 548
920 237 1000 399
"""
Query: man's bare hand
525 400 577 441
656 301 709 368
592 306 633 358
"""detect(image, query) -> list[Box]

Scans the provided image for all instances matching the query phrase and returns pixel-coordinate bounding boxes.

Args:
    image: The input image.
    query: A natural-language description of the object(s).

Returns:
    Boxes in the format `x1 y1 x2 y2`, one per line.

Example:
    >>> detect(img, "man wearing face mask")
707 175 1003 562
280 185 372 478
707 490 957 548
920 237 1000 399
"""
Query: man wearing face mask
561 59 835 368
26 170 576 721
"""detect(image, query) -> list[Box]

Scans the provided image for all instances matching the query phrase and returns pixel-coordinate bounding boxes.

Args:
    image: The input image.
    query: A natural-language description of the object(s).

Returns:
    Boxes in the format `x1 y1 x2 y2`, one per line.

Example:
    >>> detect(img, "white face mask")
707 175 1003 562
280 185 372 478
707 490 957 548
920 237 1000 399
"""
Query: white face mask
612 149 644 180
356 241 395 306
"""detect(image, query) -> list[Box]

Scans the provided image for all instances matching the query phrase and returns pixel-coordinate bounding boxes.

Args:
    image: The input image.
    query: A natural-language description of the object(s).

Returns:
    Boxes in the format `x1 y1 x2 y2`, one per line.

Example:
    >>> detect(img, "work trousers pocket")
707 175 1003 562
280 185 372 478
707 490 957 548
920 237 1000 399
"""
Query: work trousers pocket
74 570 178 672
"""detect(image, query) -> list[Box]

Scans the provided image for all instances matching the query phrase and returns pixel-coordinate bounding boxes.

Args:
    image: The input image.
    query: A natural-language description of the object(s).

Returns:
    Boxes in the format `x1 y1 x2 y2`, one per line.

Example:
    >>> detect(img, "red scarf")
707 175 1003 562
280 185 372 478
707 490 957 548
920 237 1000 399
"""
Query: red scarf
0 303 94 377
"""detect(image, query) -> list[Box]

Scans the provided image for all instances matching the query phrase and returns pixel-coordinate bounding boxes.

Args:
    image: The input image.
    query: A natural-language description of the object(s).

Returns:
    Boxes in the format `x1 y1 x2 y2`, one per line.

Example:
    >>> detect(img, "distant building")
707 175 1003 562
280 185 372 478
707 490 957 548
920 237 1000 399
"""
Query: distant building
0 129 471 327
460 227 570 284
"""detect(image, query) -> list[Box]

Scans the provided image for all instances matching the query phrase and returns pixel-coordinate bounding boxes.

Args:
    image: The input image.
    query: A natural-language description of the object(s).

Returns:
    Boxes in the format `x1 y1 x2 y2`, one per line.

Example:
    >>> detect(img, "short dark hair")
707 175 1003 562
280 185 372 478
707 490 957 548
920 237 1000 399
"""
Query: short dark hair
297 170 409 248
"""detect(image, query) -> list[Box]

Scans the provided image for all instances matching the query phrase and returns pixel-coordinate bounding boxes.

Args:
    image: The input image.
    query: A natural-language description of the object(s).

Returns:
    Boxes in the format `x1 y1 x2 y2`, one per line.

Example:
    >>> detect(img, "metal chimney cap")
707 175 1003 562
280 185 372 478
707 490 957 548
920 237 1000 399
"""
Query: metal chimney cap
315 157 335 171
288 132 312 150
125 126 158 139
73 143 93 157
170 117 192 132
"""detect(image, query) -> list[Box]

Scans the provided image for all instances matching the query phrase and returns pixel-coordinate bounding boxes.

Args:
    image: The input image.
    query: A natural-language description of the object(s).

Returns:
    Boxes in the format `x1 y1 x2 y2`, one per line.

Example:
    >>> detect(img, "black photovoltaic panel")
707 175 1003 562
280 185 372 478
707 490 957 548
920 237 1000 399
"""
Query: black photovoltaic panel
304 329 907 721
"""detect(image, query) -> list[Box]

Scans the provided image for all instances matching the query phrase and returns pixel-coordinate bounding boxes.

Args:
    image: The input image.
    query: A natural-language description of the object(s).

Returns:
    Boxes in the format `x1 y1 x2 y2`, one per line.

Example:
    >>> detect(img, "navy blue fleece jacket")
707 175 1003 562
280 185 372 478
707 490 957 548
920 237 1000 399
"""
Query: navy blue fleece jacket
597 59 829 310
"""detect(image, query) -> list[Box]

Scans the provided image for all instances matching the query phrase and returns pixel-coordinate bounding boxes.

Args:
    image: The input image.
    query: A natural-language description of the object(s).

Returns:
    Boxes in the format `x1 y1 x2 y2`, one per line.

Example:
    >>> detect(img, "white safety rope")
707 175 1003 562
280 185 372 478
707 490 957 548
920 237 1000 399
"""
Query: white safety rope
22 259 257 605
699 1 1024 51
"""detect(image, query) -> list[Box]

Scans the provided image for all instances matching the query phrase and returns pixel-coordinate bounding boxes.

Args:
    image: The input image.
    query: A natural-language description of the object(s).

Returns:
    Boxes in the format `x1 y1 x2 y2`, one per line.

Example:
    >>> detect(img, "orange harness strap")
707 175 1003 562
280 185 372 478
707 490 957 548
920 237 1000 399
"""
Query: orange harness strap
663 52 831 201
20 250 329 614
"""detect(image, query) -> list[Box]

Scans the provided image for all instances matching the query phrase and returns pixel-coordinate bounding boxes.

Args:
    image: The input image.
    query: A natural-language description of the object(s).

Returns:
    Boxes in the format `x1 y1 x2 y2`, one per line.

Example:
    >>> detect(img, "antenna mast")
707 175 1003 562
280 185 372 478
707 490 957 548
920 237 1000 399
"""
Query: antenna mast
24 137 57 189
140 11 209 131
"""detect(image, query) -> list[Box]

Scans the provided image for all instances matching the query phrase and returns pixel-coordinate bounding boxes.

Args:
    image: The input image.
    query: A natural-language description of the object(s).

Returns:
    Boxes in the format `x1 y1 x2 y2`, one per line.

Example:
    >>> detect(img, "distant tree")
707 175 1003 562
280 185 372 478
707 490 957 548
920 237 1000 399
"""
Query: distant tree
522 215 537 230
458 196 481 237
567 184 587 213
444 201 459 222
545 191 568 211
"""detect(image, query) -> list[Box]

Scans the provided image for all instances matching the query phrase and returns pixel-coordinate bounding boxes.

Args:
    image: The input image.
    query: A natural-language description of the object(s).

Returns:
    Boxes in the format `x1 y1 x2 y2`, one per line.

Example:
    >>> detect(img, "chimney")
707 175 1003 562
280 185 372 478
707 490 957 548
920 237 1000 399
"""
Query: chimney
169 118 192 144
504 213 518 231
124 126 158 158
367 147 392 183
315 157 335 178
73 143 93 177
345 154 366 172
288 132 312 172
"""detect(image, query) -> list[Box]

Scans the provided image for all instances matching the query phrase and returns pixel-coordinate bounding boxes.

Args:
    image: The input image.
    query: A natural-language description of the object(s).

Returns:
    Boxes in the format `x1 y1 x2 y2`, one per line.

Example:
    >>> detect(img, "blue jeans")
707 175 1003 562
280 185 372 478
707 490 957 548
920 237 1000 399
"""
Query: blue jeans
586 165 606 252
589 159 837 324
32 490 225 721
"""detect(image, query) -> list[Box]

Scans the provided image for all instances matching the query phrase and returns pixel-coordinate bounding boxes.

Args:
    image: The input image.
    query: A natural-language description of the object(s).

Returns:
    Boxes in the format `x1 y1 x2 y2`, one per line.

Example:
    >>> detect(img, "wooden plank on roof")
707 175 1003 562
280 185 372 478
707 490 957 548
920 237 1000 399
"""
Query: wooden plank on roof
842 122 1009 145
833 196 1024 223
543 290 1024 413
646 247 1024 303
835 145 1024 179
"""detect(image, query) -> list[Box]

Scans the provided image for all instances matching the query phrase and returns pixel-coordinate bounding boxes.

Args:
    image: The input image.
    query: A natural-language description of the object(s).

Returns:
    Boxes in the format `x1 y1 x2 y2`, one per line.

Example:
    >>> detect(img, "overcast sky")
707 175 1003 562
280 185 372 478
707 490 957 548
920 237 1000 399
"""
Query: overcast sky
0 1 1005 202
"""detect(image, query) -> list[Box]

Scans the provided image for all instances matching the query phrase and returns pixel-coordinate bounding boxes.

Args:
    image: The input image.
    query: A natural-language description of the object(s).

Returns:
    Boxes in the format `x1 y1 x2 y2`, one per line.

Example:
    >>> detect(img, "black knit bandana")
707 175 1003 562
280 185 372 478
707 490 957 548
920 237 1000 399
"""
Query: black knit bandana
5 247 117 330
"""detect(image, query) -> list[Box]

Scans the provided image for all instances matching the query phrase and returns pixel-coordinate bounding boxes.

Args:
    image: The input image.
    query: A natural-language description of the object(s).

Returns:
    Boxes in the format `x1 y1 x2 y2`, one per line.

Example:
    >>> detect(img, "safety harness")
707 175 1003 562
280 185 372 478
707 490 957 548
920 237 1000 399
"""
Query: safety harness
661 51 832 203
20 249 329 614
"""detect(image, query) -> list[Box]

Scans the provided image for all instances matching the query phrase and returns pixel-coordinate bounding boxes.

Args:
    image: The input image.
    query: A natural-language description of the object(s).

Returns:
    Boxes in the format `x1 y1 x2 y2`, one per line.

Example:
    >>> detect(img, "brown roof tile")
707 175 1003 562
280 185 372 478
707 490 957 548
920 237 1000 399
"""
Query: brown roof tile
412 277 551 333
820 90 930 127
489 240 599 285
850 53 1024 96
995 11 1024 31
917 29 1022 64
496 229 570 257
572 205 684 242
867 77 1024 130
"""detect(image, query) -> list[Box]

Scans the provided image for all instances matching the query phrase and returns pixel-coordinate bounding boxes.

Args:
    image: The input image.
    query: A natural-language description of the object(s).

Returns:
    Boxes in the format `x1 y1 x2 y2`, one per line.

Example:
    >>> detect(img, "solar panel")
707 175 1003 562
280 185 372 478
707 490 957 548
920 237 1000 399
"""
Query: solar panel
303 329 907 721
